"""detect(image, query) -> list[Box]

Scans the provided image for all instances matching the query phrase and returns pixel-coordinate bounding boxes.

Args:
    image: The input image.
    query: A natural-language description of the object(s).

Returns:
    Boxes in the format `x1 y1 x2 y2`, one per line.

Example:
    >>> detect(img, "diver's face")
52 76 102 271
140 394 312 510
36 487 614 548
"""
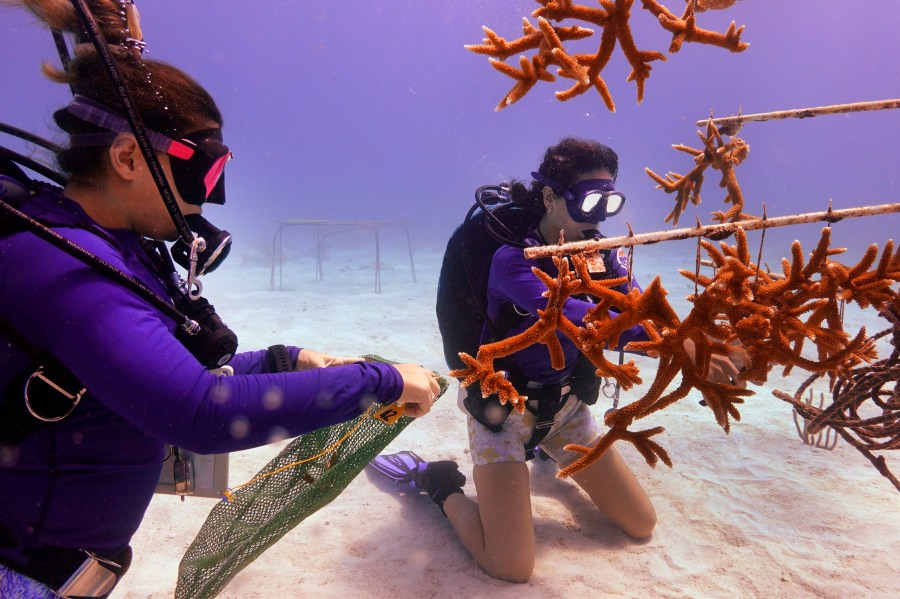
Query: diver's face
541 168 614 243
128 149 204 241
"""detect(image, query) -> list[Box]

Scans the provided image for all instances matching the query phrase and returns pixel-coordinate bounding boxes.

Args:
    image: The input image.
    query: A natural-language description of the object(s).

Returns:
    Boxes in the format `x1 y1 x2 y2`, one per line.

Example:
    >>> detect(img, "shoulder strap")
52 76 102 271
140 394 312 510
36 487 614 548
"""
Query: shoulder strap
0 313 43 363
0 196 192 329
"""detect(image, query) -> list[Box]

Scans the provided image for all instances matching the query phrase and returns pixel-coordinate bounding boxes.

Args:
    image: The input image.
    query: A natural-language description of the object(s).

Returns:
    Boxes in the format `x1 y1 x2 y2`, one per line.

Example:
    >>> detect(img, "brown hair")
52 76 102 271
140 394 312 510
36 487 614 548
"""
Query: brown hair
9 0 223 177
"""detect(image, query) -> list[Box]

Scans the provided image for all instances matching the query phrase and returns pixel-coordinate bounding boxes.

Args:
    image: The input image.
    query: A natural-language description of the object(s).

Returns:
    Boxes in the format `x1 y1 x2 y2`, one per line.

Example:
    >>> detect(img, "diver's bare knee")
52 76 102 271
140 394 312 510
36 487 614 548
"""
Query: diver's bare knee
623 510 657 539
483 558 534 583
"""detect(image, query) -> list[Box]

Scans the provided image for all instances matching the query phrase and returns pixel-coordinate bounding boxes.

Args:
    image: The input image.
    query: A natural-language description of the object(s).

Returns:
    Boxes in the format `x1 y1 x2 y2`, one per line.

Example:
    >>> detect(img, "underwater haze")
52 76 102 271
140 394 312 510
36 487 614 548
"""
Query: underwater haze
2 0 898 263
3 3 900 597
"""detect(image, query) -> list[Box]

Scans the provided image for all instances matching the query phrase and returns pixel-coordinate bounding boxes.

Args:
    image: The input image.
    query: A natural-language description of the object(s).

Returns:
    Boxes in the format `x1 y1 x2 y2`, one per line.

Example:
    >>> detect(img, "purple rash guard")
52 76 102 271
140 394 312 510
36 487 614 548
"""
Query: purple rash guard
0 188 403 556
485 229 648 384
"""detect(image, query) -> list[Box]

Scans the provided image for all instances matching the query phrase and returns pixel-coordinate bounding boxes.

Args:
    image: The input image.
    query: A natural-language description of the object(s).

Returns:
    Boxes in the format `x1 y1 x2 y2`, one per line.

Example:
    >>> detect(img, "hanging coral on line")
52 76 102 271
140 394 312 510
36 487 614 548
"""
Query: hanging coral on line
450 228 899 478
774 301 900 492
645 118 752 226
465 0 749 111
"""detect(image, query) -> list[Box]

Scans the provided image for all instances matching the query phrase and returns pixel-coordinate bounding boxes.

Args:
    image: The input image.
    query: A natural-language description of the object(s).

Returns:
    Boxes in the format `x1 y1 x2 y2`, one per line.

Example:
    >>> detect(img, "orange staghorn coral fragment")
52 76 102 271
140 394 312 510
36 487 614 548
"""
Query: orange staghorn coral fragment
644 0 749 53
489 54 555 112
558 425 672 477
466 0 748 111
645 119 752 225
454 228 899 479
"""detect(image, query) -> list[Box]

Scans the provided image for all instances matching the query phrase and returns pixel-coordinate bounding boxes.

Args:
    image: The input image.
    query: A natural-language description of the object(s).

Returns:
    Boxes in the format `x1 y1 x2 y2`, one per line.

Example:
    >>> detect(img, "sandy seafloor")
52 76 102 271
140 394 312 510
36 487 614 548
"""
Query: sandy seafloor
116 238 900 599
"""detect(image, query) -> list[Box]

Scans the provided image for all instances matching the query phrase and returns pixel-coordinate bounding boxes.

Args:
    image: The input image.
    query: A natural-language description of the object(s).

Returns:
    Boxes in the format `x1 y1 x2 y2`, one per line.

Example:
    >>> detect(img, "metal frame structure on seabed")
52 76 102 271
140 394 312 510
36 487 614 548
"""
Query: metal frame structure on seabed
269 218 417 294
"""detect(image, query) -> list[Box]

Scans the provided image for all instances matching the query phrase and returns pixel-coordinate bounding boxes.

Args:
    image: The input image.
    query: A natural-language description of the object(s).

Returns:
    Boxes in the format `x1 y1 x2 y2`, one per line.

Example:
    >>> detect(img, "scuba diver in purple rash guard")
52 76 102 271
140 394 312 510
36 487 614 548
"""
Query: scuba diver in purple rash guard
375 137 747 583
0 1 438 596
485 171 645 386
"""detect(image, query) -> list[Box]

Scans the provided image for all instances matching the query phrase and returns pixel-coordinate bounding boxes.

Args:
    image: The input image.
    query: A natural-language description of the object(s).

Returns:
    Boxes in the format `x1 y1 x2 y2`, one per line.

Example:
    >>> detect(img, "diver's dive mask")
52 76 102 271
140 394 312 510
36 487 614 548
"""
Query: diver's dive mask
65 95 233 273
165 128 230 206
531 171 626 223
66 95 232 205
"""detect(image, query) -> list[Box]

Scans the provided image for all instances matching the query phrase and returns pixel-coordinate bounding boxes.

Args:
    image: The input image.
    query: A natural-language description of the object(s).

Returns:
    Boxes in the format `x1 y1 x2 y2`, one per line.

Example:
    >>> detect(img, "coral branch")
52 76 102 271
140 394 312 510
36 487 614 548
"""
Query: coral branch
645 119 751 225
467 0 748 110
457 227 899 481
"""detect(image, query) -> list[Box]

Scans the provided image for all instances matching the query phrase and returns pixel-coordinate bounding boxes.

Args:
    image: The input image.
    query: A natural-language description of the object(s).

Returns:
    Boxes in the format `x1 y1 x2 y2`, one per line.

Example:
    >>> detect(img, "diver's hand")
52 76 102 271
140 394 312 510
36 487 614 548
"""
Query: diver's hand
296 348 362 370
393 363 441 418
683 338 749 387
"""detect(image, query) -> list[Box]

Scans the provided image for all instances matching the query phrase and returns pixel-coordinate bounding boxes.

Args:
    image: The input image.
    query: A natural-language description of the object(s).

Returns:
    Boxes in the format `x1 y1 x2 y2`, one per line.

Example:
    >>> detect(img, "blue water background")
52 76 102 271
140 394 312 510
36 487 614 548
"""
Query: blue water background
3 8 900 595
2 1 898 265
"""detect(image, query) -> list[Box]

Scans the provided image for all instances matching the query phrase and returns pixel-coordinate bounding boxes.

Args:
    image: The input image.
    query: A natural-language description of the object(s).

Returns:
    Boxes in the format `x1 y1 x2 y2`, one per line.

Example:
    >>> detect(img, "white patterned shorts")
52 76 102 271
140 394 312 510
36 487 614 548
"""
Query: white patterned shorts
0 563 57 598
459 386 602 467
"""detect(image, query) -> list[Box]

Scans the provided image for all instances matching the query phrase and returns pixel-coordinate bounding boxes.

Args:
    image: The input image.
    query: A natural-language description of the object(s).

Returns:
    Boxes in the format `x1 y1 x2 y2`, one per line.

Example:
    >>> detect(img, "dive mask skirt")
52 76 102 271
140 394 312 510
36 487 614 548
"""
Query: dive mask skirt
65 95 232 205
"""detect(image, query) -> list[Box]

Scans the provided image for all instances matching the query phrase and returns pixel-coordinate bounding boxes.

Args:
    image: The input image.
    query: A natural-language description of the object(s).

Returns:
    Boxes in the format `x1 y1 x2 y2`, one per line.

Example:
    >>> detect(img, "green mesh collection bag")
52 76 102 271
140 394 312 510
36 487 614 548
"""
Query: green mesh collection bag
176 356 448 599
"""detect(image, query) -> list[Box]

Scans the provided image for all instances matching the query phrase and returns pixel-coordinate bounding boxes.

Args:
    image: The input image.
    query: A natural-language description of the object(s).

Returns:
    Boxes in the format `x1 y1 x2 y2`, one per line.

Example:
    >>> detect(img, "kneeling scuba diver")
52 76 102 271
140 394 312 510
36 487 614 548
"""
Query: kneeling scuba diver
444 175 632 460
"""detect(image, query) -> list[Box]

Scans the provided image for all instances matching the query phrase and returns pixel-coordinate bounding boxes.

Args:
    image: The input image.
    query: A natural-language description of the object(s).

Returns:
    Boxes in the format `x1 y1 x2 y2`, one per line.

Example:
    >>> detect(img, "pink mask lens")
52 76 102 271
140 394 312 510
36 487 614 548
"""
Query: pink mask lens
204 152 232 198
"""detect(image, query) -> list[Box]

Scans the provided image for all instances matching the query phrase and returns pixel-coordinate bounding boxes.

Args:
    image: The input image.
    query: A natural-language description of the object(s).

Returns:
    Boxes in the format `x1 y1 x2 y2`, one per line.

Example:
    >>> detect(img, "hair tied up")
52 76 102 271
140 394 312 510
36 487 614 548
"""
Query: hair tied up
73 0 146 59
122 0 144 48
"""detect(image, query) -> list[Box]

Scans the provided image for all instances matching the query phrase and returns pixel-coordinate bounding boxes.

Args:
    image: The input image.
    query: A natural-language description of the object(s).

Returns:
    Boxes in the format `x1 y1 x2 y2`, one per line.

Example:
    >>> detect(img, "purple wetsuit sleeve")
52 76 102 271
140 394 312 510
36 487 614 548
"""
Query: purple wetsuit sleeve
1 229 404 455
0 191 408 553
